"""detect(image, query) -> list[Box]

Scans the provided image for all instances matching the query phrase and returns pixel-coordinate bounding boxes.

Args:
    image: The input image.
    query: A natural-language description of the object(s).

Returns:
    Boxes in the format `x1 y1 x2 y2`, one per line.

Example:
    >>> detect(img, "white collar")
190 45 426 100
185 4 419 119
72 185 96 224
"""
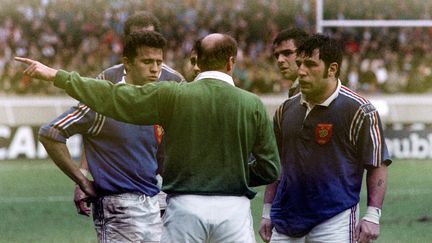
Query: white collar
301 79 341 107
292 78 299 88
193 71 235 86
120 76 126 84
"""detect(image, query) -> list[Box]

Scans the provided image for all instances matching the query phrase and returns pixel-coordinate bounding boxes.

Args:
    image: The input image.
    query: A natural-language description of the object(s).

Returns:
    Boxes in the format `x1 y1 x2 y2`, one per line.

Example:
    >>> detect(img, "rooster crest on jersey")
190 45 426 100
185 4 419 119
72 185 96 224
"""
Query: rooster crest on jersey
315 123 333 145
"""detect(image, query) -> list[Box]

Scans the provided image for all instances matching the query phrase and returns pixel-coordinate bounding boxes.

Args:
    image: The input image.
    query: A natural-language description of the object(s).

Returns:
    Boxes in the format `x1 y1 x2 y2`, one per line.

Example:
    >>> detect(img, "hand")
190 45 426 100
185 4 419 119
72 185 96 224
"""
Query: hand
259 217 273 242
355 219 380 243
73 185 91 216
80 179 97 199
14 57 58 81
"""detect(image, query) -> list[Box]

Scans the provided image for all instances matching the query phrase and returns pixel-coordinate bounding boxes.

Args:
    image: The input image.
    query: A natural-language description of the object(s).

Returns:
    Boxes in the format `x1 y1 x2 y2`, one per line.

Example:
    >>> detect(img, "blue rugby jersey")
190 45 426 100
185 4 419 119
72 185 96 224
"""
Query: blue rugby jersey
39 63 182 196
271 83 391 237
96 63 185 84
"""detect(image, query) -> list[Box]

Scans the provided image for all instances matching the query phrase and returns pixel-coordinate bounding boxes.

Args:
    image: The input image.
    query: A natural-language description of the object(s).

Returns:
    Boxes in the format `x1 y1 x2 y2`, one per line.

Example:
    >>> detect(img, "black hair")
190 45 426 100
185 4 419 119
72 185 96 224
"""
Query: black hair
296 34 343 77
273 28 309 49
123 31 166 61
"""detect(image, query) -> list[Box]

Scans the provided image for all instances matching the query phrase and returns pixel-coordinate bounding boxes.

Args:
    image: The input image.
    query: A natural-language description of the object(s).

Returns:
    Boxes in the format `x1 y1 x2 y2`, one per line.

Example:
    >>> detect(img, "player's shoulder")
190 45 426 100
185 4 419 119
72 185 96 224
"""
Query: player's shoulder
338 85 376 113
100 64 124 75
279 92 301 110
97 64 124 84
160 63 185 82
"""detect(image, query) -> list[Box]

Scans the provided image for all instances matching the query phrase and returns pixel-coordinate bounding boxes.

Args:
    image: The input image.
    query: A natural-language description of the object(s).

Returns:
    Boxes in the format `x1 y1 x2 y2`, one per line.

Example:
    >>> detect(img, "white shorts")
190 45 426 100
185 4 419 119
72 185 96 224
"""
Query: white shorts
158 191 167 210
270 204 359 243
161 194 256 243
92 193 162 243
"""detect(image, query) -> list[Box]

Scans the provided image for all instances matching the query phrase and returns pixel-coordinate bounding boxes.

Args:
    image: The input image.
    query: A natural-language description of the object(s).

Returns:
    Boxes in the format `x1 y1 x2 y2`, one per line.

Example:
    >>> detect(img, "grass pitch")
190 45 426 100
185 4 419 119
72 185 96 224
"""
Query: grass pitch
0 159 431 243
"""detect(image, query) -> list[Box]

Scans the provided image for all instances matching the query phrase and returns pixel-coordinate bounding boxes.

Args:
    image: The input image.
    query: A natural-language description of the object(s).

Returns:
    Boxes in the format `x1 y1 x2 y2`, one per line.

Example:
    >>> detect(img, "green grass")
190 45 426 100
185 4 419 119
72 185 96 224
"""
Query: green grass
1 159 431 242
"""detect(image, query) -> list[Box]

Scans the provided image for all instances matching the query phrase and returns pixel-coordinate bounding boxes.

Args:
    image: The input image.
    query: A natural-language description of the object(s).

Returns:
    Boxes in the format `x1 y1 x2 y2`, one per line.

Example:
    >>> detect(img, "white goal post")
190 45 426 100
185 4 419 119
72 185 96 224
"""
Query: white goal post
316 0 432 33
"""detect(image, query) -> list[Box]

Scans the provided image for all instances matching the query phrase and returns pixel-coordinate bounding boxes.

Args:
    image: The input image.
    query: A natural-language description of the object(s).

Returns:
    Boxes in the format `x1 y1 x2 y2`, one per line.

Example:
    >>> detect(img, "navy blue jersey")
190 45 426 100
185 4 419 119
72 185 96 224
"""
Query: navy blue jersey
99 63 185 83
39 63 182 196
271 83 391 237
160 63 185 82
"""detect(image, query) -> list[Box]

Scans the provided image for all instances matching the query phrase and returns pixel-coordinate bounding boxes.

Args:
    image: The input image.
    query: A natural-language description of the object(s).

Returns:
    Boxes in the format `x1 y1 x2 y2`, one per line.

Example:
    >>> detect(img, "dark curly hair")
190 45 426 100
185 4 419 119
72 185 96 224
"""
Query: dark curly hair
273 28 309 49
123 31 166 61
296 34 343 78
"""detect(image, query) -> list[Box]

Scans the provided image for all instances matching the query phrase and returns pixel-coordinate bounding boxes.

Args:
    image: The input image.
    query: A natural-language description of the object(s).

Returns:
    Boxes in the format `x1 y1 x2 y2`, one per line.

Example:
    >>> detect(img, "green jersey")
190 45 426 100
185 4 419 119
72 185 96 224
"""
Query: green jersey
54 70 280 199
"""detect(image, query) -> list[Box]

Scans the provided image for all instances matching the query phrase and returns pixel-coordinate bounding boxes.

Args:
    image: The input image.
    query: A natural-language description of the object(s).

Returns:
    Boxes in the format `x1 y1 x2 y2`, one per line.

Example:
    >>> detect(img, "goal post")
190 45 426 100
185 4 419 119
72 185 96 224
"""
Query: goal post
316 0 432 33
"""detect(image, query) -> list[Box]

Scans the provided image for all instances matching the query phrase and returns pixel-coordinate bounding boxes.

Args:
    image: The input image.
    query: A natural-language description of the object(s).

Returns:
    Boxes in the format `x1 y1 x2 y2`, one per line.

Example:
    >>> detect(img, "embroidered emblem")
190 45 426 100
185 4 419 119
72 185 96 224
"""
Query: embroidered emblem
153 125 164 144
360 103 376 114
315 124 333 145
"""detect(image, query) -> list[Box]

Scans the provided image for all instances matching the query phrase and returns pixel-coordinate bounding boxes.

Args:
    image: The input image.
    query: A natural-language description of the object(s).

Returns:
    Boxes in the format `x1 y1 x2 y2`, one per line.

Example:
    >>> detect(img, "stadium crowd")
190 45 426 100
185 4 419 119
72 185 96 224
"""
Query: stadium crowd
1 0 431 95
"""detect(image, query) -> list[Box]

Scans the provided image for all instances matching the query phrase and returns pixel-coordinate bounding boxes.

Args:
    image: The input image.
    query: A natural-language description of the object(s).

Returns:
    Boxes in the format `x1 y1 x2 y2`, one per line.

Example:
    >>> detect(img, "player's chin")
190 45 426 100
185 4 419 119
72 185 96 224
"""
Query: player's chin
280 69 290 75
299 84 312 94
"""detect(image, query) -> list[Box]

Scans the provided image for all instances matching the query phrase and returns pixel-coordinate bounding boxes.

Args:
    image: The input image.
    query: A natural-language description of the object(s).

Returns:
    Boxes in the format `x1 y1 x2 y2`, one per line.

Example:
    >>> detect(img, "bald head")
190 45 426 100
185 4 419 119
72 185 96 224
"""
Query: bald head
201 33 225 49
194 33 237 72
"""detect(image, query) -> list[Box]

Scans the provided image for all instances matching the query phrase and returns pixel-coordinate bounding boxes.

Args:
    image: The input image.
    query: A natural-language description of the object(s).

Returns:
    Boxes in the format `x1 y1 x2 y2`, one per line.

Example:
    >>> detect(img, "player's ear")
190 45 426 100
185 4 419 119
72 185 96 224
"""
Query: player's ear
123 57 131 73
226 56 236 72
327 62 338 78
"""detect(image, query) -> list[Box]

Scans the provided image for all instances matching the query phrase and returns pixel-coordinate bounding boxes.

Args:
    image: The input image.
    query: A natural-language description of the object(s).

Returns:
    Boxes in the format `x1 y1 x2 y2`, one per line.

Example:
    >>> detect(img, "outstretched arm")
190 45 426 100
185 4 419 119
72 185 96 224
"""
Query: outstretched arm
15 57 172 126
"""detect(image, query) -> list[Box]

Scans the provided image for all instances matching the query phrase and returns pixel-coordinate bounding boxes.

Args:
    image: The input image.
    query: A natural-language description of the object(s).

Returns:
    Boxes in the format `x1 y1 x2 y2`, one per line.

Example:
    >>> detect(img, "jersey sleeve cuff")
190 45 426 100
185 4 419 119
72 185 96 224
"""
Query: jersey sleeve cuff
53 69 70 89
39 125 67 143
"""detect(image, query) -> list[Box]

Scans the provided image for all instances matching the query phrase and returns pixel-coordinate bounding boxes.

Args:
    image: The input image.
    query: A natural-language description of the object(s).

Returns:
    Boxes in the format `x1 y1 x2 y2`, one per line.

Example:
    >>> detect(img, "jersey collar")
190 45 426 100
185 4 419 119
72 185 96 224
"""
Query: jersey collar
194 71 235 86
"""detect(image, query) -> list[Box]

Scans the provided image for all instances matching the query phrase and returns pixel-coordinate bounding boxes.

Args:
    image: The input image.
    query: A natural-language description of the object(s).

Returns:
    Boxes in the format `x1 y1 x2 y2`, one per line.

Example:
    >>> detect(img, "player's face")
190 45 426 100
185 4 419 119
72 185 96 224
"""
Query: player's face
126 46 163 85
273 39 298 80
190 50 200 79
296 49 333 103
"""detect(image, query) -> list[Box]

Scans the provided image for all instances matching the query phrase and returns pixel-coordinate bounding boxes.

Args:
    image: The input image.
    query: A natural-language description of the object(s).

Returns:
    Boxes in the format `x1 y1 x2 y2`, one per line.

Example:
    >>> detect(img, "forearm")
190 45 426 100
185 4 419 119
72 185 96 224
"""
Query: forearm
264 181 279 204
79 146 89 170
261 181 279 220
366 164 388 208
39 135 88 187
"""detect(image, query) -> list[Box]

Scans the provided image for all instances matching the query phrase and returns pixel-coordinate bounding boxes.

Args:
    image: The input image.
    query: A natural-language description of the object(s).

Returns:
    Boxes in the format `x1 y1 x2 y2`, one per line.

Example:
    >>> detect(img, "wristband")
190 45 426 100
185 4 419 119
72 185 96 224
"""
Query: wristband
79 168 89 177
262 203 272 219
362 206 381 224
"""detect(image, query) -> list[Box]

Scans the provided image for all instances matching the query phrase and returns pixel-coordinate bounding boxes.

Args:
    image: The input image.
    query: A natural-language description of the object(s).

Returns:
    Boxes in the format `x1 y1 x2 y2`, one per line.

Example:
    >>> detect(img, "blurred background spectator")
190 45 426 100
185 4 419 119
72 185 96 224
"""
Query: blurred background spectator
1 0 431 95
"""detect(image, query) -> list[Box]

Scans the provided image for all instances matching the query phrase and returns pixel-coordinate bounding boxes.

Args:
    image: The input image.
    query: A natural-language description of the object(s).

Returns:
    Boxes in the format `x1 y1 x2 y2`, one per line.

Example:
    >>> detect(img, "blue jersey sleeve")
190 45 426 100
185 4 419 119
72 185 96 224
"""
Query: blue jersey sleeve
356 104 391 167
159 64 185 83
39 103 101 143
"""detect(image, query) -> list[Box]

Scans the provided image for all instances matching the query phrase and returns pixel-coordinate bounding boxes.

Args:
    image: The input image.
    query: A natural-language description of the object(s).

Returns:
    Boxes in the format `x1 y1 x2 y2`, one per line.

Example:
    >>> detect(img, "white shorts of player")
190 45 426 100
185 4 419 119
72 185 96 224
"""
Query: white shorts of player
156 174 167 210
92 193 162 243
270 204 359 243
158 191 167 210
161 194 256 243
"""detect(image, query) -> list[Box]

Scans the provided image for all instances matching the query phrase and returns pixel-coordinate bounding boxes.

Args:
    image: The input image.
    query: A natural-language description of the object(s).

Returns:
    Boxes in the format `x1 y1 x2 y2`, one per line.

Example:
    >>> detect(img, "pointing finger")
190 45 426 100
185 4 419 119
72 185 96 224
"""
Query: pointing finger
14 57 34 65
